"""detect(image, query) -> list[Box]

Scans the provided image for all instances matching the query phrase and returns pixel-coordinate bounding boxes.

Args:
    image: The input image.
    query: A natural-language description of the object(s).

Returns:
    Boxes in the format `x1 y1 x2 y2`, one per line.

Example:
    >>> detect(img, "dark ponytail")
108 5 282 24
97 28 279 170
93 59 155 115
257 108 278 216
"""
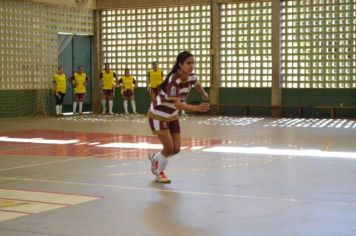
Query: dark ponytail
159 51 193 91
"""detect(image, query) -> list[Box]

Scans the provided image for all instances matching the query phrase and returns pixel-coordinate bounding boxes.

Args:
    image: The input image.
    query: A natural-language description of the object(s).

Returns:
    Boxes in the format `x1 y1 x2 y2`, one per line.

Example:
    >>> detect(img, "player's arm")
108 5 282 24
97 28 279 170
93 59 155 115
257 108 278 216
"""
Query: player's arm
69 75 76 86
52 78 57 94
85 76 90 85
173 100 209 113
133 78 136 89
194 81 209 101
147 71 151 89
98 72 103 88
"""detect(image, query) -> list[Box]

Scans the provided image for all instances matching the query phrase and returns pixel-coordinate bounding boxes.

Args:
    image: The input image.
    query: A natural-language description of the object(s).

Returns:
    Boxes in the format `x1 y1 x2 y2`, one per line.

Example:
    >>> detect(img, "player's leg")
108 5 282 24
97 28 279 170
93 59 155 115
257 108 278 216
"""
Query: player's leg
55 93 60 115
130 94 137 114
123 94 129 114
101 91 106 114
73 94 78 114
78 94 84 114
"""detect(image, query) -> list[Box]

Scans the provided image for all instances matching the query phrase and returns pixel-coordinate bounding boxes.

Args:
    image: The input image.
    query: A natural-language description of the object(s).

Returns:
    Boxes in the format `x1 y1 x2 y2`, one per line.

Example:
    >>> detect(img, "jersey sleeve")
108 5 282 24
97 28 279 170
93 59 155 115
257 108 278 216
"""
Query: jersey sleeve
166 80 180 101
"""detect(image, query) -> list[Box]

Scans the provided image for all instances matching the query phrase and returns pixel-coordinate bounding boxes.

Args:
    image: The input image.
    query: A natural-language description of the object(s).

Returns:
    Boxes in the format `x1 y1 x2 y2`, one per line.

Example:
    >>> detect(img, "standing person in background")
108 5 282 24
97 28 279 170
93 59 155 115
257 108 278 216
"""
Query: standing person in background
147 61 164 101
118 68 138 115
69 66 89 115
147 51 210 183
52 66 66 116
99 63 117 115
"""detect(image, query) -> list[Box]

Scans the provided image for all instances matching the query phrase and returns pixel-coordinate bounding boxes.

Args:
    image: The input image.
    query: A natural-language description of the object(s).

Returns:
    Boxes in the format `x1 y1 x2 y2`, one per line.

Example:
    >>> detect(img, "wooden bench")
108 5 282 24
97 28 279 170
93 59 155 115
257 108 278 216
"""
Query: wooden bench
311 105 356 118
209 104 305 117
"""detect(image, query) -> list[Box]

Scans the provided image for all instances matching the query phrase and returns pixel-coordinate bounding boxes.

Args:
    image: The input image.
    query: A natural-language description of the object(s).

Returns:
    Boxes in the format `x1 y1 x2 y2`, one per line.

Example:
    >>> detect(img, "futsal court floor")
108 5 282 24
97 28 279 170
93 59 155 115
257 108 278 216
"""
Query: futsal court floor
0 114 355 236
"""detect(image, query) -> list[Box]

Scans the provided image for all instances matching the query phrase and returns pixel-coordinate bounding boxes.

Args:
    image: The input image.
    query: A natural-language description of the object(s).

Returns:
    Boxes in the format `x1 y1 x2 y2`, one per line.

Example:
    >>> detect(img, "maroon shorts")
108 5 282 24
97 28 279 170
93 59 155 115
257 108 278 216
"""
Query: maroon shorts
122 89 134 98
74 93 85 100
102 89 113 97
149 117 180 135
149 87 159 95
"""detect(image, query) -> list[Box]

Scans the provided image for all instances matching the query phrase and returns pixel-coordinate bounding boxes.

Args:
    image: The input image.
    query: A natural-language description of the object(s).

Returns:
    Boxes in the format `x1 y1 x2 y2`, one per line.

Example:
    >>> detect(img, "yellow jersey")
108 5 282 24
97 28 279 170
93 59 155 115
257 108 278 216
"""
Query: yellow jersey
149 69 163 88
120 75 135 91
101 70 115 90
73 72 87 94
54 73 66 93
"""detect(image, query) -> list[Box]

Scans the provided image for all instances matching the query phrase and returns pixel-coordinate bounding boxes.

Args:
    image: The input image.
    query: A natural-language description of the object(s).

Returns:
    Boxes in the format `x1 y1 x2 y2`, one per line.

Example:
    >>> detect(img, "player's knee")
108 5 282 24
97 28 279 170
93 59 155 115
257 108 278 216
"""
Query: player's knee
172 148 180 155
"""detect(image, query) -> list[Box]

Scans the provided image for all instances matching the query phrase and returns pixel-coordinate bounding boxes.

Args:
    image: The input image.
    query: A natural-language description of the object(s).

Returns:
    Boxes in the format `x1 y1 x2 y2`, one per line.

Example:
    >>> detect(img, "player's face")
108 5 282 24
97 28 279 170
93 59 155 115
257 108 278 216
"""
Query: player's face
58 68 64 74
125 69 130 76
152 63 158 70
105 65 110 72
180 56 194 75
78 67 84 74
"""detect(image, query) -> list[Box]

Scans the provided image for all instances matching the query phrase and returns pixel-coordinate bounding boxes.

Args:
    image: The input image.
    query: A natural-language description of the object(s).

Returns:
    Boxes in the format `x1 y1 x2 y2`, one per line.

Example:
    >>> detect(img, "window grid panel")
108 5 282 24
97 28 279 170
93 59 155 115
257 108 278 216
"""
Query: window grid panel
0 0 94 90
101 5 211 88
220 2 273 88
281 0 355 89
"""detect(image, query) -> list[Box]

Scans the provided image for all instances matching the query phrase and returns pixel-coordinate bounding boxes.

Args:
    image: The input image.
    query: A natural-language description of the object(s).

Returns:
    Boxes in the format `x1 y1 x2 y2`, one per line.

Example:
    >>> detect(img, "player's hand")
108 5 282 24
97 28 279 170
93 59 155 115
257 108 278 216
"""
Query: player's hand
196 103 210 112
202 92 209 101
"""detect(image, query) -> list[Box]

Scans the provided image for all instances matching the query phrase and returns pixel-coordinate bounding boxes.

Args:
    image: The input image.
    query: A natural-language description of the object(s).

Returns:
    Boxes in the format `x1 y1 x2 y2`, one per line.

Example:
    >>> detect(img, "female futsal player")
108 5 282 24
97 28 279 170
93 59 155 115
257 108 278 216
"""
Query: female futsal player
53 66 66 116
118 68 138 115
69 66 89 115
148 51 209 183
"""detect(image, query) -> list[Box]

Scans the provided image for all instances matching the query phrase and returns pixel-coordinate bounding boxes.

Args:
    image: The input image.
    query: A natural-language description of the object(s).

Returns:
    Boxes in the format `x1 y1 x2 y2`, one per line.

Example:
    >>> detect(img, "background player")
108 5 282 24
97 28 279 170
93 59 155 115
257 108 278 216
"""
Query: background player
99 63 117 115
69 66 89 115
52 66 66 116
118 68 138 115
147 61 164 101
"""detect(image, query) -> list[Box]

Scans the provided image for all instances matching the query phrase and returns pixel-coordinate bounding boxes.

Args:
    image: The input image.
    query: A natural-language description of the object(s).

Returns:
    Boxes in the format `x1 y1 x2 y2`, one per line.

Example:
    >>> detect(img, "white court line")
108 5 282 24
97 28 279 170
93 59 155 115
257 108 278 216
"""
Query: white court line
1 176 355 207
0 157 93 171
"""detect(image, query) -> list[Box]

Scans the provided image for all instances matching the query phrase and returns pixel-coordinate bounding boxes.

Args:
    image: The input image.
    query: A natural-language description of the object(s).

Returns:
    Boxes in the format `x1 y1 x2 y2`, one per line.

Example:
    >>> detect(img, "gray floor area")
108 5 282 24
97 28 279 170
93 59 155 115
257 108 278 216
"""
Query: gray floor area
0 114 356 236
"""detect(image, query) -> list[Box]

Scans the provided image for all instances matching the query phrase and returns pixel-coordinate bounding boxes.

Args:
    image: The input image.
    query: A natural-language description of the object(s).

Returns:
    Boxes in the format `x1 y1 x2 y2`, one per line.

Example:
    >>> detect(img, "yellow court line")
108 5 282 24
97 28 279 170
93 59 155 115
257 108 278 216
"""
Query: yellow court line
0 189 100 205
1 176 355 208
0 211 28 221
0 156 93 172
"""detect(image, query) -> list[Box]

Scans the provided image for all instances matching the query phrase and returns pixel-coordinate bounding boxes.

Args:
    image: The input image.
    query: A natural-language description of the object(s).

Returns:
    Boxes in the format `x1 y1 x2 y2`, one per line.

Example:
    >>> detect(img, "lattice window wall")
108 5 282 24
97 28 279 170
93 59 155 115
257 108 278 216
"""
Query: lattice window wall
220 2 273 88
101 5 211 87
0 0 94 90
281 0 356 88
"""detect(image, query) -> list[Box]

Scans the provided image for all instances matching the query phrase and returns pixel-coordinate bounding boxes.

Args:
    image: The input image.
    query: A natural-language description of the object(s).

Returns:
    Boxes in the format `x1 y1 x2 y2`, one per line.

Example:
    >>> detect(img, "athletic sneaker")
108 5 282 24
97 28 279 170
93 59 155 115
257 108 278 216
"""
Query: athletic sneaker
155 172 171 184
108 112 114 115
148 154 158 176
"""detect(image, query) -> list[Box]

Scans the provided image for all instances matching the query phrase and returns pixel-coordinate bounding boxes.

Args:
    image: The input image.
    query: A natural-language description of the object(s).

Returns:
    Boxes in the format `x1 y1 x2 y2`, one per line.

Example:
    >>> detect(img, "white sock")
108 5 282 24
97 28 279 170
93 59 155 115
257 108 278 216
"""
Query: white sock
79 102 83 113
73 101 77 113
154 152 169 174
109 100 113 113
131 101 136 113
55 105 59 115
124 100 128 113
101 100 106 113
59 105 63 114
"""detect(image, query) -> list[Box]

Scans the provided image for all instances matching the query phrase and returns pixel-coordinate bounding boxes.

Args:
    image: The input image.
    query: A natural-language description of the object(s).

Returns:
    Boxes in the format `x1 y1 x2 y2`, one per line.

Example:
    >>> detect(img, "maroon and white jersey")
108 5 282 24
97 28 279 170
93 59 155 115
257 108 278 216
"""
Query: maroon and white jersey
179 74 197 102
149 73 195 120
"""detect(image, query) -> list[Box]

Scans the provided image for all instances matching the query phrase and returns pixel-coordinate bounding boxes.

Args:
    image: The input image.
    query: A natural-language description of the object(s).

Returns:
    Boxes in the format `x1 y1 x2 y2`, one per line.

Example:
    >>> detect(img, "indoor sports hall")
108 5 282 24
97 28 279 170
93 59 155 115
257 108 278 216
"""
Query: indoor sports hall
0 1 355 236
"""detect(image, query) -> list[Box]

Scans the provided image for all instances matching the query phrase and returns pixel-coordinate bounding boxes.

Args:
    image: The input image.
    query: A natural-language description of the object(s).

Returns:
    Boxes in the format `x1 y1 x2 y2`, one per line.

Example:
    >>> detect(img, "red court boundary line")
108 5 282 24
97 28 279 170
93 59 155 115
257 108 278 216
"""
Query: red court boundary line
0 198 70 206
0 209 31 215
0 188 103 199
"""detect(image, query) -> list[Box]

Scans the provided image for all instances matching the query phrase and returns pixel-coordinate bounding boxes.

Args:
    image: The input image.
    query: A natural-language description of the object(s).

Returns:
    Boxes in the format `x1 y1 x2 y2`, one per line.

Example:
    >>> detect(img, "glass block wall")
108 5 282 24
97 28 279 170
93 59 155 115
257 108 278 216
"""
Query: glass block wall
220 2 273 88
281 0 356 88
101 5 211 87
0 0 94 90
